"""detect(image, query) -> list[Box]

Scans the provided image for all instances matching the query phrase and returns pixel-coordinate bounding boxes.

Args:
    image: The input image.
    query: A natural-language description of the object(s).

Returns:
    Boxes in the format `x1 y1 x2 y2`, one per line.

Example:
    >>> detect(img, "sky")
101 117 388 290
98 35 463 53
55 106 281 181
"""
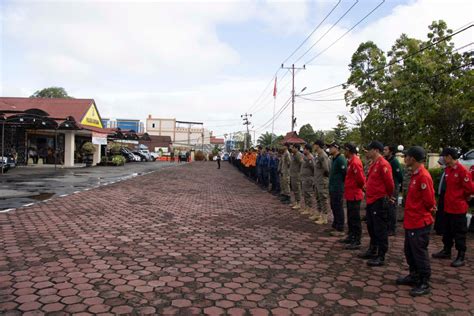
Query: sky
1 0 473 140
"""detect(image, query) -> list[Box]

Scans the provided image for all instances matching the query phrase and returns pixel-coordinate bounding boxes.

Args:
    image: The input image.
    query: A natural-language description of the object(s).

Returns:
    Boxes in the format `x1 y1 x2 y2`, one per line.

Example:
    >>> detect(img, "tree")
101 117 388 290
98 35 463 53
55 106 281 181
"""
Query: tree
333 115 349 144
257 132 276 147
30 87 71 98
345 20 473 150
298 124 317 143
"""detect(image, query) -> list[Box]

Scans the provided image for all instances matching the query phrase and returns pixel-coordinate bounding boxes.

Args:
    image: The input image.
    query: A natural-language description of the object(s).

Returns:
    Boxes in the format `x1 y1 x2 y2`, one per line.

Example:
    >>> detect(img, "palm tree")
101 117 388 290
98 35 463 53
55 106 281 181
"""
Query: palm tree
257 132 277 147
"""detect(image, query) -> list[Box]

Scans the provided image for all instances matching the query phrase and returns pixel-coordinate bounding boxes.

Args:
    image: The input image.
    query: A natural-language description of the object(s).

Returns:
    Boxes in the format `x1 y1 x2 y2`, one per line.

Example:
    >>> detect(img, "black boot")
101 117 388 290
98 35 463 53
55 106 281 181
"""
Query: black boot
451 251 466 267
345 239 361 250
432 248 451 259
367 255 385 267
281 195 291 205
410 277 430 297
396 274 419 286
358 245 377 259
338 236 353 244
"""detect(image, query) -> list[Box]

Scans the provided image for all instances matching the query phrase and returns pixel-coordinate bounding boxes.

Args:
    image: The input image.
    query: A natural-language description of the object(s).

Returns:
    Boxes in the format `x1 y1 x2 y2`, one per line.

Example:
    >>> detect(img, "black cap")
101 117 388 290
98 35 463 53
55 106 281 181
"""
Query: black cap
440 147 459 159
327 142 341 150
344 142 358 154
386 145 397 153
314 140 325 148
366 141 384 152
405 146 426 162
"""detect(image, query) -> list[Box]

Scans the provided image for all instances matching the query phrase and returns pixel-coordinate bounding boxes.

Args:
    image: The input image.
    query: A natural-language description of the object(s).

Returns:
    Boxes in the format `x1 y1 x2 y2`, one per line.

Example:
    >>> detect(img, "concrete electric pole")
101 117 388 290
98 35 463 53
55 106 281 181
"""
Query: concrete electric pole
241 113 252 150
281 63 305 132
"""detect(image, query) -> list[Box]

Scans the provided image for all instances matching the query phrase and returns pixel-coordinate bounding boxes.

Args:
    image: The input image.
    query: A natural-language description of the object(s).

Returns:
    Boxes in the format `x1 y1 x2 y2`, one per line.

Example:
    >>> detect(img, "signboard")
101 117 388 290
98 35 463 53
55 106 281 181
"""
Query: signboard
92 132 107 145
81 103 103 128
115 139 139 144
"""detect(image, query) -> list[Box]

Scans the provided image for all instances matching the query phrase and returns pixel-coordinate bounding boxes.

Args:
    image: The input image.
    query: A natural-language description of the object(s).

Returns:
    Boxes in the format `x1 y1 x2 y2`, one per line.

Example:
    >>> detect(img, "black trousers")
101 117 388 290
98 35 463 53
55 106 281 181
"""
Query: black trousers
442 213 467 252
217 160 221 169
347 200 362 242
330 191 344 231
388 189 398 233
405 225 431 279
366 198 389 256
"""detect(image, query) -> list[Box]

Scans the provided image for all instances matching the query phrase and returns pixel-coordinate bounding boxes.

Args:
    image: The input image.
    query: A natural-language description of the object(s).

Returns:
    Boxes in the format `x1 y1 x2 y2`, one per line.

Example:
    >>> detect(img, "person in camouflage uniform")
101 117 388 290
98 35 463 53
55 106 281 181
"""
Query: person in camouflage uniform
300 144 315 215
290 143 304 210
312 140 331 224
279 145 292 204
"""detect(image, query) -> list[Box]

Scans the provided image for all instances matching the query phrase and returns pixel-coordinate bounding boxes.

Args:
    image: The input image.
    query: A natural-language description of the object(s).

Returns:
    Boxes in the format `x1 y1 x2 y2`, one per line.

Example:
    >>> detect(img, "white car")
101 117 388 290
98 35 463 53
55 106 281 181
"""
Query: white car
460 149 474 169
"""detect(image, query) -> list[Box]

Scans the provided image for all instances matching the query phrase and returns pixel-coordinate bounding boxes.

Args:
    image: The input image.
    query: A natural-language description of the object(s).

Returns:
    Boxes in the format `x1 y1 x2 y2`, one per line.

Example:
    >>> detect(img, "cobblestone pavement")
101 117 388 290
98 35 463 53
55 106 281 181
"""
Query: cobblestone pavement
1 162 473 315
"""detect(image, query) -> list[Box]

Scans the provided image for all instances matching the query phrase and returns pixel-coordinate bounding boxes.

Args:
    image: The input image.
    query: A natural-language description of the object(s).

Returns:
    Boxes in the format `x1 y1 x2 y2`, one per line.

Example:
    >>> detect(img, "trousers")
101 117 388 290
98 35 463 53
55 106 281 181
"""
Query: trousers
405 225 431 279
366 198 389 256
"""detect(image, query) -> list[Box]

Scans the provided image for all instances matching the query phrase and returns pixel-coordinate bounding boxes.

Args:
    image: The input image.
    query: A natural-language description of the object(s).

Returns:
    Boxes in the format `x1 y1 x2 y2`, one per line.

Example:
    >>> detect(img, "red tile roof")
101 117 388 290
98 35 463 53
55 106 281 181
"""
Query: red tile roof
0 97 95 124
282 131 306 144
210 136 225 145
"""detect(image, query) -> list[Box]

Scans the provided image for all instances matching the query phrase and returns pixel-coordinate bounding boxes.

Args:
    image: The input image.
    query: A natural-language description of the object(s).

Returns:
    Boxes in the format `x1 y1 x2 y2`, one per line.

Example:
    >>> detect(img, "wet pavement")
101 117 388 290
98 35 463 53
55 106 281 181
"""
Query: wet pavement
0 162 473 315
0 162 176 211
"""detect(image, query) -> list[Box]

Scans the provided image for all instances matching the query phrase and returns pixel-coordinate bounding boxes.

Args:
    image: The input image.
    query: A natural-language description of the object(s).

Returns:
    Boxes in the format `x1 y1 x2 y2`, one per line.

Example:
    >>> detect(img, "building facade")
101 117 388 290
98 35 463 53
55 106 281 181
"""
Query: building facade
146 115 211 146
102 118 144 133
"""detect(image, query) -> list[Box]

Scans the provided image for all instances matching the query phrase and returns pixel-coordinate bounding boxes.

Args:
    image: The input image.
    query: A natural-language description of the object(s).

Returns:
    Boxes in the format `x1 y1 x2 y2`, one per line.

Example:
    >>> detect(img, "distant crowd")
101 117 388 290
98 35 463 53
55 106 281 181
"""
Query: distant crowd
228 141 473 297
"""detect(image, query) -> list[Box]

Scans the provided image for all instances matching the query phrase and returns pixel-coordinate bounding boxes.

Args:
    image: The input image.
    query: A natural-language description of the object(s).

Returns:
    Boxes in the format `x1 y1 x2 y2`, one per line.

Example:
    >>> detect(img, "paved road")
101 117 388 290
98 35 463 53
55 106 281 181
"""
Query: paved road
0 162 175 211
1 162 473 315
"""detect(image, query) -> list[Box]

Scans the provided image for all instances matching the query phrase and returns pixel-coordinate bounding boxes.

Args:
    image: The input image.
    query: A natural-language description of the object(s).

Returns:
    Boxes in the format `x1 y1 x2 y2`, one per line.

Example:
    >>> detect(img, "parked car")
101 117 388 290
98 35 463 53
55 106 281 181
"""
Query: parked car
120 148 138 162
459 149 474 169
133 151 149 162
223 153 230 161
0 155 16 168
0 159 10 173
149 152 159 161
138 149 153 161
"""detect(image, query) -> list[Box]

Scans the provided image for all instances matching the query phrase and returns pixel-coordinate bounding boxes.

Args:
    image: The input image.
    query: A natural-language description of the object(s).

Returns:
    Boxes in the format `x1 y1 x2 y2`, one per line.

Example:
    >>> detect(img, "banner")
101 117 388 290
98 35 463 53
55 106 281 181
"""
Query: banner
92 132 107 145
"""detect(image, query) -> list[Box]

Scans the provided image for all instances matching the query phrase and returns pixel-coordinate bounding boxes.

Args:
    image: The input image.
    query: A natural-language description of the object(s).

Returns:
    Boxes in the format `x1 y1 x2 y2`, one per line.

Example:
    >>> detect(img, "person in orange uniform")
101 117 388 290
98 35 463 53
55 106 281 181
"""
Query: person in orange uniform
359 141 394 267
432 148 473 267
396 146 435 297
341 143 366 250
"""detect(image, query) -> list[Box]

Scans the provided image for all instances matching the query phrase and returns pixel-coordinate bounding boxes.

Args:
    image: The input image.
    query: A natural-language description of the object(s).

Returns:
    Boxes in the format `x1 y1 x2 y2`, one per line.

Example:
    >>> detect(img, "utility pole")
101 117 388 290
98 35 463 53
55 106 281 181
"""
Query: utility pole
241 113 252 150
281 63 305 132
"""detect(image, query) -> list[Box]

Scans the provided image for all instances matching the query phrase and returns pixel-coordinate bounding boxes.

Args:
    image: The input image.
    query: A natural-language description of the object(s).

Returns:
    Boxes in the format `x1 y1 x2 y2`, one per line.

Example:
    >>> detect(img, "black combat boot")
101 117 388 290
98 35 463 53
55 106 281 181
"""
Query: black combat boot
367 255 385 267
338 235 353 244
396 274 419 286
358 245 377 259
451 251 466 267
432 248 451 259
410 277 430 297
345 239 361 250
281 195 291 205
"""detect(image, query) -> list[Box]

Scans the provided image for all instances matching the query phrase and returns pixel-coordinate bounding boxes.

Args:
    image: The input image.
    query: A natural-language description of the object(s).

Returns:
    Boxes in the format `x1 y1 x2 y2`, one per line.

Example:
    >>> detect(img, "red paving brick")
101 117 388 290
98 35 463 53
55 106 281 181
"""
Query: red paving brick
1 162 473 315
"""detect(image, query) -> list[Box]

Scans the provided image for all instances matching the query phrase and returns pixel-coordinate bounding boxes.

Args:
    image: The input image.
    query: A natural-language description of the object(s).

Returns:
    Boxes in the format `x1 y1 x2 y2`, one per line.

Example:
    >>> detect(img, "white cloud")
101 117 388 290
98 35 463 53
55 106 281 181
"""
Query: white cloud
1 0 473 140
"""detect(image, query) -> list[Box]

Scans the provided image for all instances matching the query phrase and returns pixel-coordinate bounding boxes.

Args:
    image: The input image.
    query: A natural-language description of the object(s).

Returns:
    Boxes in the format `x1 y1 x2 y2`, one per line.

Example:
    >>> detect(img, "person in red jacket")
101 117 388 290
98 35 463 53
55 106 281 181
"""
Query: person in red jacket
396 146 436 297
340 143 366 250
358 141 395 267
432 148 473 267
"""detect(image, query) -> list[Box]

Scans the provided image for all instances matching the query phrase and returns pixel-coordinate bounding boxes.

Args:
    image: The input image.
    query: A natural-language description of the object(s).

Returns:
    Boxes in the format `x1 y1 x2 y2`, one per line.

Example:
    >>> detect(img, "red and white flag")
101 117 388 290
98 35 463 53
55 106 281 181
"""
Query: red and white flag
273 76 277 98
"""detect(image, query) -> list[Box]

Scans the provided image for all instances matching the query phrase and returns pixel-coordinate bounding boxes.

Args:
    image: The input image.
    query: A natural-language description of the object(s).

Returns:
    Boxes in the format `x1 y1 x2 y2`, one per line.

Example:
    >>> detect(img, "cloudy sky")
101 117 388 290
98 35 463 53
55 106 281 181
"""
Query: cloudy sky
1 0 473 139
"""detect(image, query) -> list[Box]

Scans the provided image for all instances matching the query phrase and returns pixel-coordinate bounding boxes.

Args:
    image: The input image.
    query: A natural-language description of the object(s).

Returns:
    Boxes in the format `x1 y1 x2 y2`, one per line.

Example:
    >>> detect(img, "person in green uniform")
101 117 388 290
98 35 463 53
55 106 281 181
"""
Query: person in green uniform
300 144 315 215
383 145 404 236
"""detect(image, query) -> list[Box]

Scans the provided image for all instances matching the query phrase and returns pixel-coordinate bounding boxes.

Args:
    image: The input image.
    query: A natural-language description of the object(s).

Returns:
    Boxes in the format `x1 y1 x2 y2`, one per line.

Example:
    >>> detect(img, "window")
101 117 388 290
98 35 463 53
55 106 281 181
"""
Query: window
466 150 474 160
152 123 156 128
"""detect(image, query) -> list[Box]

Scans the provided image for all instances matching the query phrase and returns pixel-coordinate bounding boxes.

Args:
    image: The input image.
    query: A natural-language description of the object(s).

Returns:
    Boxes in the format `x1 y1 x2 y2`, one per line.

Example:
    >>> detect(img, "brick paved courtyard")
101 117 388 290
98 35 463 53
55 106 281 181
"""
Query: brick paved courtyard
1 162 473 315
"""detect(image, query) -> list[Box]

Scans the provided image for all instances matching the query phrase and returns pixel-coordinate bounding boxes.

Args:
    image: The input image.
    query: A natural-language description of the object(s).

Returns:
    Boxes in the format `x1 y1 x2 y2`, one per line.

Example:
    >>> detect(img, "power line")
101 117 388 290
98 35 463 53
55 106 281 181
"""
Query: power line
245 0 352 114
282 0 343 65
297 96 346 102
305 0 385 65
294 0 359 64
301 22 473 96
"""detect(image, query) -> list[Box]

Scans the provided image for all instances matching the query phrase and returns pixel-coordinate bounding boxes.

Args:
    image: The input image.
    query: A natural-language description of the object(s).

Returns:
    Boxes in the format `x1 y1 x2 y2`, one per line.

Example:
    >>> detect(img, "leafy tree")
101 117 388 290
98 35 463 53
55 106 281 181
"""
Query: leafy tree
333 115 349 144
257 132 276 147
31 87 71 98
298 124 317 143
345 20 473 150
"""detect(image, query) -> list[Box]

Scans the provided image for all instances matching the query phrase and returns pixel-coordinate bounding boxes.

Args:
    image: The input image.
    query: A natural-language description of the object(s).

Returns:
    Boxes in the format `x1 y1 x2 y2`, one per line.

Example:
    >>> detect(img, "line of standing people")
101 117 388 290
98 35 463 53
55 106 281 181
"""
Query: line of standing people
230 141 473 297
